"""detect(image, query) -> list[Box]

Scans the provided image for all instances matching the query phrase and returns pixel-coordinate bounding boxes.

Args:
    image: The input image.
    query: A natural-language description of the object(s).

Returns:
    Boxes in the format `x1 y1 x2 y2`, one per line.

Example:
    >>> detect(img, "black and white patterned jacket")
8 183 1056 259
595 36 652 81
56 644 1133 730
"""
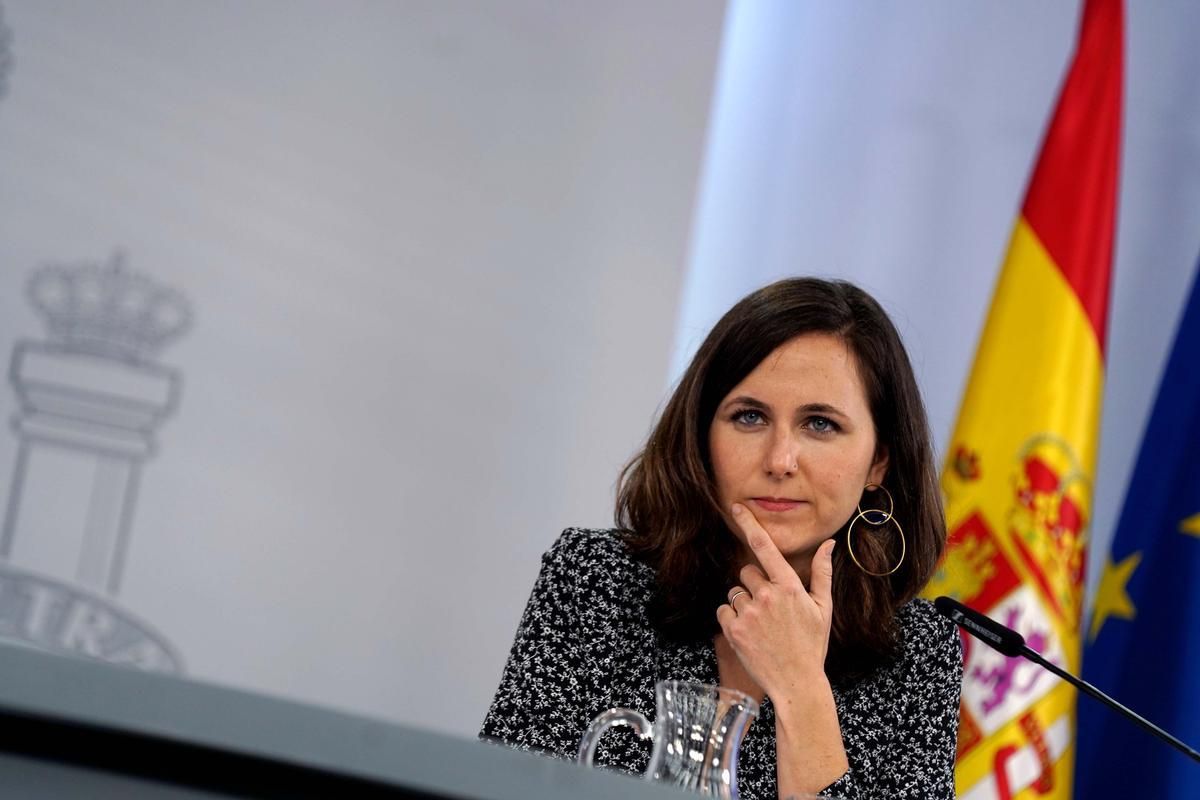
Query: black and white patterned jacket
481 528 962 799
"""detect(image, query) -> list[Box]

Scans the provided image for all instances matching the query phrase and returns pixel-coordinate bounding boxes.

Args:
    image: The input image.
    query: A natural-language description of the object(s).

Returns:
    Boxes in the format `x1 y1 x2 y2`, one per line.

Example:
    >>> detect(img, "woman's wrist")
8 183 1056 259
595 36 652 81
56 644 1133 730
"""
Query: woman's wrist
772 674 849 796
768 669 833 715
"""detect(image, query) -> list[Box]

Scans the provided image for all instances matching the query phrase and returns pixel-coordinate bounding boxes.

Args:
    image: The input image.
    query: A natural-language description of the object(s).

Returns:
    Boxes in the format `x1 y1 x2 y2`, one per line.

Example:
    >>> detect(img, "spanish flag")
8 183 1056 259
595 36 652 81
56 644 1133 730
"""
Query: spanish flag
923 1 1123 798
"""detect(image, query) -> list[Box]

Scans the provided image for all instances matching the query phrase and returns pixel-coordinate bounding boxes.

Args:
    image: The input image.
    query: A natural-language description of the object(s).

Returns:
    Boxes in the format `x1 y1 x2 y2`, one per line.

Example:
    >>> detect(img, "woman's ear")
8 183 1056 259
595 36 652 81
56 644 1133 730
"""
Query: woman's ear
868 445 889 486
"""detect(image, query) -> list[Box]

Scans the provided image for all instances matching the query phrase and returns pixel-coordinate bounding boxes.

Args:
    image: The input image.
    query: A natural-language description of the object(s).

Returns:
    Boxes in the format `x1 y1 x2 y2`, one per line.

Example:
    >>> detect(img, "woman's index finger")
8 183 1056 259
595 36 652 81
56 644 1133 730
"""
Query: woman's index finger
732 504 794 583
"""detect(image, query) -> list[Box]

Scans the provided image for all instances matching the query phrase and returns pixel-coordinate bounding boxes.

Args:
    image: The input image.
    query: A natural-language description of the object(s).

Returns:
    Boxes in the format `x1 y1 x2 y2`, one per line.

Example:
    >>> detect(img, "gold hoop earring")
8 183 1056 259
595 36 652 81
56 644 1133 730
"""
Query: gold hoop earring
846 484 906 577
857 483 893 523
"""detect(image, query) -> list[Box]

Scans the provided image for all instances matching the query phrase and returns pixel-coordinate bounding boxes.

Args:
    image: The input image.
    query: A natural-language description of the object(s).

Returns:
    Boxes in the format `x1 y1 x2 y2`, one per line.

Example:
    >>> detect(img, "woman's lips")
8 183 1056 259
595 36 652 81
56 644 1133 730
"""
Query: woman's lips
750 497 806 512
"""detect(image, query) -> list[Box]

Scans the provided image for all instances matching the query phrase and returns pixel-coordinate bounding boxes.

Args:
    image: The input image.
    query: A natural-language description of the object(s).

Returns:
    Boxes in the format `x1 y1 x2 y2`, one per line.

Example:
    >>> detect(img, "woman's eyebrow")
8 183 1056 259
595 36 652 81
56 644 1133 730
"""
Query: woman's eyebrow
796 402 847 418
725 395 770 411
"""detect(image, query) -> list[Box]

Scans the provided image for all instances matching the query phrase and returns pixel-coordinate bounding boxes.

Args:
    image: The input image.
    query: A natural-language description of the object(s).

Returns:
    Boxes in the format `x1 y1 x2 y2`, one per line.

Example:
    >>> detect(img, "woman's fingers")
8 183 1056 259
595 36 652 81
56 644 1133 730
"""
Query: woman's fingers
717 506 837 696
739 563 768 593
716 602 737 632
731 503 796 585
809 538 836 614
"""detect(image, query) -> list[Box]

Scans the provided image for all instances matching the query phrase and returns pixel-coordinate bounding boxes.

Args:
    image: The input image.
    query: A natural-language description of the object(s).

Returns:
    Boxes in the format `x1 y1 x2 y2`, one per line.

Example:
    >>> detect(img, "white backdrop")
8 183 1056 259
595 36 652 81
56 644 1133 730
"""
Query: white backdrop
0 0 725 735
0 0 1197 741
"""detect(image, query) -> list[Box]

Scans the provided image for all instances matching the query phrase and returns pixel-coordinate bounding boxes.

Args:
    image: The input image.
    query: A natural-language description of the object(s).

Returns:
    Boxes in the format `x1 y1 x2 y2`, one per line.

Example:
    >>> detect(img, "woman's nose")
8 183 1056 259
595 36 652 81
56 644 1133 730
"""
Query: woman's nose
765 432 799 477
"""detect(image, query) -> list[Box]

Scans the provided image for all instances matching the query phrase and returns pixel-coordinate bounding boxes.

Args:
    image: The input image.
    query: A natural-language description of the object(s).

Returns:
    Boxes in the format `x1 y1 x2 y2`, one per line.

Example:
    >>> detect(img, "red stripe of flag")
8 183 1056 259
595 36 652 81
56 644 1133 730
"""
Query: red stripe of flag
1021 0 1123 353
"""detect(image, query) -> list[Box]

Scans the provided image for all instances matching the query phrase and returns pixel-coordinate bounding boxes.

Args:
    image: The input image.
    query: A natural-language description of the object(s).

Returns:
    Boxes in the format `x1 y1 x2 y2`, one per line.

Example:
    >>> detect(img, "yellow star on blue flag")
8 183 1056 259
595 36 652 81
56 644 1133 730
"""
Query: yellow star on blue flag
1088 550 1141 642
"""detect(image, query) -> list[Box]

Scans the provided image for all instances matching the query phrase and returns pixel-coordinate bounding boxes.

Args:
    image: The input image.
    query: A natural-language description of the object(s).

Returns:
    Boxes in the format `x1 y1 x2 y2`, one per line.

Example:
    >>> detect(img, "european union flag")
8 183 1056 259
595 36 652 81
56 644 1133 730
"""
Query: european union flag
1075 261 1200 796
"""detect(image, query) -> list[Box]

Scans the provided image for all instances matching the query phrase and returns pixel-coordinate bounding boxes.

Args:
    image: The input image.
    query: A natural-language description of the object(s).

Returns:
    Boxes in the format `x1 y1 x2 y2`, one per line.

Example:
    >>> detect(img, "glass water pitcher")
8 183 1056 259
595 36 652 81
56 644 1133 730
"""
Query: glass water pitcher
578 680 758 799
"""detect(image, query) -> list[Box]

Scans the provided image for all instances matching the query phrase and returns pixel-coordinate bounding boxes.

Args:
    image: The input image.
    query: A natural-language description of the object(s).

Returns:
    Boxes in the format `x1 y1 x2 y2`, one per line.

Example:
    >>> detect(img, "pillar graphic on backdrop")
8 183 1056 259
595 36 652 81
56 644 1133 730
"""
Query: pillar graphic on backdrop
0 4 10 102
0 254 188 673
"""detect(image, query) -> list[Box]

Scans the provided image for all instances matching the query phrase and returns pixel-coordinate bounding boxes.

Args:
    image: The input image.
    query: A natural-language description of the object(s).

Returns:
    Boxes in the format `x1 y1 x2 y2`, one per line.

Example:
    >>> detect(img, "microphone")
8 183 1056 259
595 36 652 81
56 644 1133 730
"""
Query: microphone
934 595 1200 764
933 595 1025 657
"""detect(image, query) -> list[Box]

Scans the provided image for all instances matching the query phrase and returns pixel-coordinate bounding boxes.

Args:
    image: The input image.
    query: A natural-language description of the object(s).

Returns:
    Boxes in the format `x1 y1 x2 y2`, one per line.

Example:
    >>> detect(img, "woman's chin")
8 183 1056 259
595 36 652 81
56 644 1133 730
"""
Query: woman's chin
763 526 821 558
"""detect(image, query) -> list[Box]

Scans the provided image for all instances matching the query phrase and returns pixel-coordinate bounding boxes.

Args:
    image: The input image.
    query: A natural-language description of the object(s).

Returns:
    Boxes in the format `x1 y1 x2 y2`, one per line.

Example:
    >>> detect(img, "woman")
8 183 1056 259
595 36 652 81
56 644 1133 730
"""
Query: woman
481 278 962 799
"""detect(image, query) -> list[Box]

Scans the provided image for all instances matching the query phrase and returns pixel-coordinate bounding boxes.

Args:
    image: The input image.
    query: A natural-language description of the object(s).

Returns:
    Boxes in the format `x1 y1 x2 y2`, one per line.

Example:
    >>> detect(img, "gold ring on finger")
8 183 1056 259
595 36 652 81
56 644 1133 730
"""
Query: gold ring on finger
728 590 748 612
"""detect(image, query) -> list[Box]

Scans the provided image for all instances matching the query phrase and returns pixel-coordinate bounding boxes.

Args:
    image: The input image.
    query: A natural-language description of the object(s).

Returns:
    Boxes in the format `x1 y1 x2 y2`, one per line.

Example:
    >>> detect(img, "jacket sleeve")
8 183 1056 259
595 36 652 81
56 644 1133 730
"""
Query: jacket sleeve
479 532 601 760
880 604 964 799
819 766 860 799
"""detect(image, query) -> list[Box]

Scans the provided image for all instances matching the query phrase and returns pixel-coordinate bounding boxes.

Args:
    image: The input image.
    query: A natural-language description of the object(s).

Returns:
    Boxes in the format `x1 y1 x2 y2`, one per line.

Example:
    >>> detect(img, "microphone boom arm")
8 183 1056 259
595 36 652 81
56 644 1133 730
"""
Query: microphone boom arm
1016 642 1200 763
935 596 1200 765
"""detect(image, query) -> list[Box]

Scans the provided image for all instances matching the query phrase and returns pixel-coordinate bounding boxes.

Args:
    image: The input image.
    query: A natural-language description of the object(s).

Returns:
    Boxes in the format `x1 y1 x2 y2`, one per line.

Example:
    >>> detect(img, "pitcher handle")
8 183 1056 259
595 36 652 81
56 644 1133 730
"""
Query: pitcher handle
577 708 652 765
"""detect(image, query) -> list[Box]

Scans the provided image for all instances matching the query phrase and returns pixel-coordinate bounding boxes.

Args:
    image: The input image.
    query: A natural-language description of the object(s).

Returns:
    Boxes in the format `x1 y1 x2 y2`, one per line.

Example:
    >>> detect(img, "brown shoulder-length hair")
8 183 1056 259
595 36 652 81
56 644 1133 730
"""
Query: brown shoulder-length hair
615 277 945 680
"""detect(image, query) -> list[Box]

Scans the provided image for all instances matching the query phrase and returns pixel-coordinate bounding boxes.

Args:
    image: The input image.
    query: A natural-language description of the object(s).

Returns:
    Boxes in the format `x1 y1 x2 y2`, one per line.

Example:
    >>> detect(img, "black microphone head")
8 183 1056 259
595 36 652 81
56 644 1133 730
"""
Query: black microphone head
934 596 1027 658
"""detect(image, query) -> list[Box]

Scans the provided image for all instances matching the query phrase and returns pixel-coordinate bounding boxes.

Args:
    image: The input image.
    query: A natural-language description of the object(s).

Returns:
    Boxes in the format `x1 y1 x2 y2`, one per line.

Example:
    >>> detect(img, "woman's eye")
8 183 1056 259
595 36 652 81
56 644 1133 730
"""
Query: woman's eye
731 409 765 426
808 416 837 434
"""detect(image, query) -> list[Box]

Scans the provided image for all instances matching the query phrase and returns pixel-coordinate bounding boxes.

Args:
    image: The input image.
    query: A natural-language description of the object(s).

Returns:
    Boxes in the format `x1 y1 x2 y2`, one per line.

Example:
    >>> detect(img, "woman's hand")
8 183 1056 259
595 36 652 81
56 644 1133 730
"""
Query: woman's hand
716 503 835 699
718 503 850 795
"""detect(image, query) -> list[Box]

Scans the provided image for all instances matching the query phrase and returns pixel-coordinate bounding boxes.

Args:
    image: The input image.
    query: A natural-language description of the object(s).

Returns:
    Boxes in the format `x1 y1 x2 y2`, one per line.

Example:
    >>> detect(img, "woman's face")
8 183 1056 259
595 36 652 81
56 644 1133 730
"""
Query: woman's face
707 332 888 573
